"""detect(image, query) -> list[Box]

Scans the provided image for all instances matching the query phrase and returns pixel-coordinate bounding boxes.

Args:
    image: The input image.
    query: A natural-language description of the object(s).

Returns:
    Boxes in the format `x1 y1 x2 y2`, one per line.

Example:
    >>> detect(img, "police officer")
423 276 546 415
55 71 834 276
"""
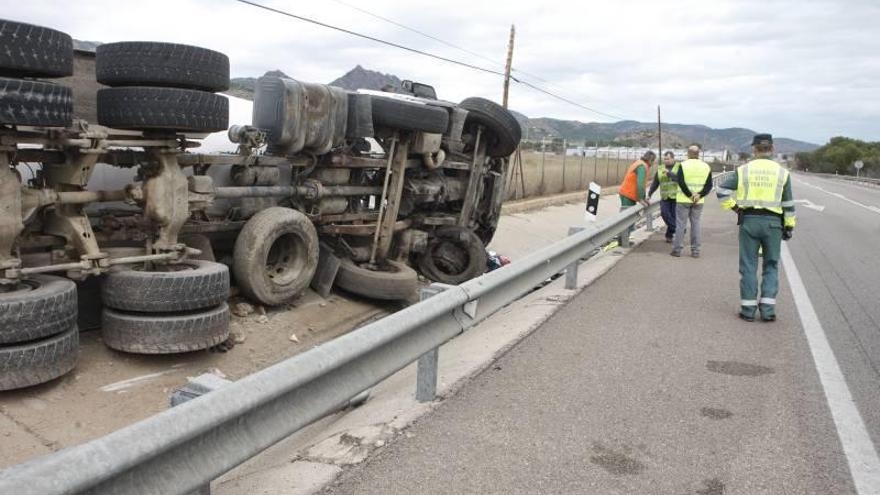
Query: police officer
671 145 712 258
716 134 796 322
648 151 680 242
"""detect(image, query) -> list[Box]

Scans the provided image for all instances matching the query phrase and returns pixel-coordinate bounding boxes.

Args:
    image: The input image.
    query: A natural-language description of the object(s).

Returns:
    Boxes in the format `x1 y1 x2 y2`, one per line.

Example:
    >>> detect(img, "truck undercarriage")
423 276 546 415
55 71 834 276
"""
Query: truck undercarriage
0 18 521 389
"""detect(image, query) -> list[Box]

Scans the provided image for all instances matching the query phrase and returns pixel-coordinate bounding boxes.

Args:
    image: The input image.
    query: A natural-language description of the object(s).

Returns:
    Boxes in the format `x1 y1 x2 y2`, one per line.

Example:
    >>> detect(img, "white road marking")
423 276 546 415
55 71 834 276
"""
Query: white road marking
781 243 880 494
795 178 880 216
794 199 826 212
99 366 185 392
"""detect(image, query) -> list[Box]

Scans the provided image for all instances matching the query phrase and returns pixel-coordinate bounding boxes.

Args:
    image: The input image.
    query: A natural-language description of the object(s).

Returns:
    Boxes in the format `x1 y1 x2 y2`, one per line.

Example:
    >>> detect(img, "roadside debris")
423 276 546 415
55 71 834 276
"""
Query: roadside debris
232 302 255 317
486 250 512 272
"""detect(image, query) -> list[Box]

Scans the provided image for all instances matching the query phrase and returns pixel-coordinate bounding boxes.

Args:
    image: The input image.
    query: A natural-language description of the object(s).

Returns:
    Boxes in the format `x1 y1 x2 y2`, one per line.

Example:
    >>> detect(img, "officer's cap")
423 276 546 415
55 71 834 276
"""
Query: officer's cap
752 133 773 146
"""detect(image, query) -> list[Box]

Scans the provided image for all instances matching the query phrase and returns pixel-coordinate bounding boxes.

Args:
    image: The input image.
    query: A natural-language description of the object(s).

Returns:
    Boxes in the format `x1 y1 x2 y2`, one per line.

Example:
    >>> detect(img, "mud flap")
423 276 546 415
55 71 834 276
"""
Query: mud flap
311 244 342 298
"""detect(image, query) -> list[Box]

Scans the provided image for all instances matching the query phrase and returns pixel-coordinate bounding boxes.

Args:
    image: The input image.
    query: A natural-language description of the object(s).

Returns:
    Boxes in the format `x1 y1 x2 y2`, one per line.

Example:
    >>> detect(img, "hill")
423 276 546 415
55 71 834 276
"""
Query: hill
227 66 819 154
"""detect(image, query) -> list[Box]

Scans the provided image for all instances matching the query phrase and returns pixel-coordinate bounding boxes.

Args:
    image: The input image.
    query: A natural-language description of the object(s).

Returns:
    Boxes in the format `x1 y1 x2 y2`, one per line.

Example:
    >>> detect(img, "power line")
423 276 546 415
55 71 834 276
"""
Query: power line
234 0 634 122
234 0 505 77
329 0 503 69
329 0 552 85
516 80 630 121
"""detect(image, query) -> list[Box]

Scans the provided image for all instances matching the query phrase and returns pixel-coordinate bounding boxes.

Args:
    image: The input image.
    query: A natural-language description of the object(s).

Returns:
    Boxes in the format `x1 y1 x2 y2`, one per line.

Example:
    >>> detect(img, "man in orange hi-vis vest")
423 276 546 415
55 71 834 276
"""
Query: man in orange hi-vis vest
619 150 656 211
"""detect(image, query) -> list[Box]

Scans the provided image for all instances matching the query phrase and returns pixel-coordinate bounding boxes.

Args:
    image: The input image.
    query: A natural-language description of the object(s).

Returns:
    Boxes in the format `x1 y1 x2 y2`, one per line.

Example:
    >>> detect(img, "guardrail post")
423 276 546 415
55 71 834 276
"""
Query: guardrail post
645 207 654 232
565 226 586 289
416 284 448 402
170 373 233 495
620 227 631 248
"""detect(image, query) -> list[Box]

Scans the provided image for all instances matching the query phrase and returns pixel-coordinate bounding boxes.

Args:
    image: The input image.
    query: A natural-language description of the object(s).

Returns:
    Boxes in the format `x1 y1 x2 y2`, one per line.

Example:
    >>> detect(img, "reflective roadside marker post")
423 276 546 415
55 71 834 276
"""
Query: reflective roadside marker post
567 182 602 289
585 182 601 223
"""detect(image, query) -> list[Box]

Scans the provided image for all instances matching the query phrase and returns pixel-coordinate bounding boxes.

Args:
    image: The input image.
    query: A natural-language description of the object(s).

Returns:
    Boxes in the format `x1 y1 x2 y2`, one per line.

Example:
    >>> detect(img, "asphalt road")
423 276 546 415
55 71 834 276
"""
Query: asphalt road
322 188 880 494
786 174 880 453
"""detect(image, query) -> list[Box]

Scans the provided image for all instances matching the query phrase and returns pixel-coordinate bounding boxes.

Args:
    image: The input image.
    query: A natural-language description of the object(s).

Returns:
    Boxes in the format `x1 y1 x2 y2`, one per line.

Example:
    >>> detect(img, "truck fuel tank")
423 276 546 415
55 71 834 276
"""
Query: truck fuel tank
253 76 348 155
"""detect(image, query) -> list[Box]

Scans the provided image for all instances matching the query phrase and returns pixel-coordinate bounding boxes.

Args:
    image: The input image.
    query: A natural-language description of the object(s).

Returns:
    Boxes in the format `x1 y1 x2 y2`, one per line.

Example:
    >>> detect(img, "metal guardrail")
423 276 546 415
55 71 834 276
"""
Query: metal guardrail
0 202 658 495
713 170 735 188
811 172 880 186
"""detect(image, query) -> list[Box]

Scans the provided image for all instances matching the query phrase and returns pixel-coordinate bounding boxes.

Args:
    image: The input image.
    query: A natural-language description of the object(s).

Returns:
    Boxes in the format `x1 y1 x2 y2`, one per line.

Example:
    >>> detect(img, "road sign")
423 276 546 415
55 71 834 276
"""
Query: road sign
854 160 864 169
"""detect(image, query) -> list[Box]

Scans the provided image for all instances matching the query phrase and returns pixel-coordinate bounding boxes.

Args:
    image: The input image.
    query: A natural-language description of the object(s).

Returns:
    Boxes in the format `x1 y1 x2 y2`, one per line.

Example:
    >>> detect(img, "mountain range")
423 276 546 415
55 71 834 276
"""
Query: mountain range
228 66 819 154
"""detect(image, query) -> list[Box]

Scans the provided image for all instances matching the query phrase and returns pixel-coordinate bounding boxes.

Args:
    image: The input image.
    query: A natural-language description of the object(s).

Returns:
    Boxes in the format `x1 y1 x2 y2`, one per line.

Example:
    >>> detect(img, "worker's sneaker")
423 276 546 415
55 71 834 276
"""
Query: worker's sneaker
670 250 681 257
761 314 776 322
691 251 700 258
665 237 673 243
760 305 776 322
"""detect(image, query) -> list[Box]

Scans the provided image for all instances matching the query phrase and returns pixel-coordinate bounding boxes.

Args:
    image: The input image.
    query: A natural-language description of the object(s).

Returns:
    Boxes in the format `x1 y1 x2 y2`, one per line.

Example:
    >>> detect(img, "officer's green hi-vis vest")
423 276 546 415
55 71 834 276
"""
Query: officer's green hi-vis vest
735 159 789 215
656 163 680 200
676 159 711 204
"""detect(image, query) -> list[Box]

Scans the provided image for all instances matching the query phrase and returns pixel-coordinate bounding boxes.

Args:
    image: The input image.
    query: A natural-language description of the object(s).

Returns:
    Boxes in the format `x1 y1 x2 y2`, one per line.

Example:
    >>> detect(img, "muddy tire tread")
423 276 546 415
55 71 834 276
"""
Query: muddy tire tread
101 304 230 354
101 260 229 313
96 42 229 91
0 274 77 345
0 326 78 391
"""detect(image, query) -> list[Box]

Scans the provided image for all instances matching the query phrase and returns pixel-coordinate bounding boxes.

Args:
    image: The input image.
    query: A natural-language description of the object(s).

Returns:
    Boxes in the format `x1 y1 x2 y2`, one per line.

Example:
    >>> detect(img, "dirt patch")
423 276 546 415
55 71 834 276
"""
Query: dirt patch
696 477 726 494
589 443 646 476
0 288 389 468
706 360 774 377
700 407 733 420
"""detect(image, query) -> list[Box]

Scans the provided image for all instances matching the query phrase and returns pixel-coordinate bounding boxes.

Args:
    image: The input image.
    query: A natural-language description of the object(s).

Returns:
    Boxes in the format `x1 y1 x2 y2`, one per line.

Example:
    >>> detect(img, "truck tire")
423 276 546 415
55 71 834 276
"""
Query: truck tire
0 274 77 345
371 96 449 134
335 259 418 301
102 260 229 313
0 326 78 391
97 86 229 132
233 207 319 306
96 42 230 92
0 78 73 127
418 227 487 285
102 303 230 354
0 19 73 78
459 97 521 157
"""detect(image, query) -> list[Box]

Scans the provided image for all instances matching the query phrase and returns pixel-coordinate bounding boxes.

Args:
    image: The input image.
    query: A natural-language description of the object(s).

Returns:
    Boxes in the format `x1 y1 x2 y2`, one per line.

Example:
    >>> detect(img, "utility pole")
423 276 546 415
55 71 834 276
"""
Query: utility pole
502 24 516 109
657 105 662 160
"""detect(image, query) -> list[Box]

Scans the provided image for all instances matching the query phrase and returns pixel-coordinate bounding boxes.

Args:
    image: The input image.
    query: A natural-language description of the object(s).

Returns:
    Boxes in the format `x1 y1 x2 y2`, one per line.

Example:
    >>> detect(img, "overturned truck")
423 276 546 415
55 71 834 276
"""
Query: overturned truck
0 19 521 389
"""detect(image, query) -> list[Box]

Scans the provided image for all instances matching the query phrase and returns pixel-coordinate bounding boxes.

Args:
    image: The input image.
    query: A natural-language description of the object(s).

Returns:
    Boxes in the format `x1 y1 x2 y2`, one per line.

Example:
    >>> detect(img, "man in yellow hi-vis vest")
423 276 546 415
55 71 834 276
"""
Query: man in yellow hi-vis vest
671 145 712 258
648 151 681 242
716 134 796 322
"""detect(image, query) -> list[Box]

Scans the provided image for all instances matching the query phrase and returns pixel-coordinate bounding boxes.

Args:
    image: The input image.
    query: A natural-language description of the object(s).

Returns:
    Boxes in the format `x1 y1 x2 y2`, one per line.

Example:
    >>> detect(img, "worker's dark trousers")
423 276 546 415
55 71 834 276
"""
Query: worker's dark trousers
660 199 677 240
738 215 783 318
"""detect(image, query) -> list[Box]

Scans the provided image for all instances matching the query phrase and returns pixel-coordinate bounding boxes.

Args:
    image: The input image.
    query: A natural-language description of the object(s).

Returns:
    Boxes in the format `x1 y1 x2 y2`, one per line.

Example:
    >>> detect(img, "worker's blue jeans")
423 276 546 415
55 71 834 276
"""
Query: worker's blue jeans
660 199 677 240
738 215 783 318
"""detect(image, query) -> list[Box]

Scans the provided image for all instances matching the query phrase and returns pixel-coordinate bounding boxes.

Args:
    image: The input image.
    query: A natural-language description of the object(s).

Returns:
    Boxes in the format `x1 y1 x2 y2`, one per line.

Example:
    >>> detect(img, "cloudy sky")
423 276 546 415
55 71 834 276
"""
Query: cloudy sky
9 0 880 144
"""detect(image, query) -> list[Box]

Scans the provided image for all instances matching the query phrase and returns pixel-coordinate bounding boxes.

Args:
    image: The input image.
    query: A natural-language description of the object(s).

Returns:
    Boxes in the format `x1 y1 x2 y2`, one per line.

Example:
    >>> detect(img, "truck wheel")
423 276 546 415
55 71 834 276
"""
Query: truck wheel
97 86 229 132
418 227 487 285
233 207 319 306
459 97 522 157
0 326 78 391
0 19 73 78
102 260 229 313
0 274 77 345
96 42 230 92
101 303 229 354
335 259 418 301
0 78 73 127
371 96 449 134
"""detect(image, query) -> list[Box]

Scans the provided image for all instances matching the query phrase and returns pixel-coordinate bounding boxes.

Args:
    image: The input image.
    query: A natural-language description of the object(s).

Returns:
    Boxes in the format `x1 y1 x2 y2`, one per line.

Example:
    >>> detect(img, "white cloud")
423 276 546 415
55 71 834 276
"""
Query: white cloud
6 0 880 143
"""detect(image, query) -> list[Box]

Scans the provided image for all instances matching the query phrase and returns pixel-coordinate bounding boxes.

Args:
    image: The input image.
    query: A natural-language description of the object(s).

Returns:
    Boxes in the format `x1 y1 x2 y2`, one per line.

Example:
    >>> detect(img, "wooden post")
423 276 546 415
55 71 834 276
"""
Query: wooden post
502 25 515 109
657 105 662 161
561 139 567 192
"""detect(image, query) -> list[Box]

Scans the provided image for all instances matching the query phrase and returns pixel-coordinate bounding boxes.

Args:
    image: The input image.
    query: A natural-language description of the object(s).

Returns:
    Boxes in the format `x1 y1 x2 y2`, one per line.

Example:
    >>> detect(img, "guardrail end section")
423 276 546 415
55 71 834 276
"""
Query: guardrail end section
170 373 233 407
